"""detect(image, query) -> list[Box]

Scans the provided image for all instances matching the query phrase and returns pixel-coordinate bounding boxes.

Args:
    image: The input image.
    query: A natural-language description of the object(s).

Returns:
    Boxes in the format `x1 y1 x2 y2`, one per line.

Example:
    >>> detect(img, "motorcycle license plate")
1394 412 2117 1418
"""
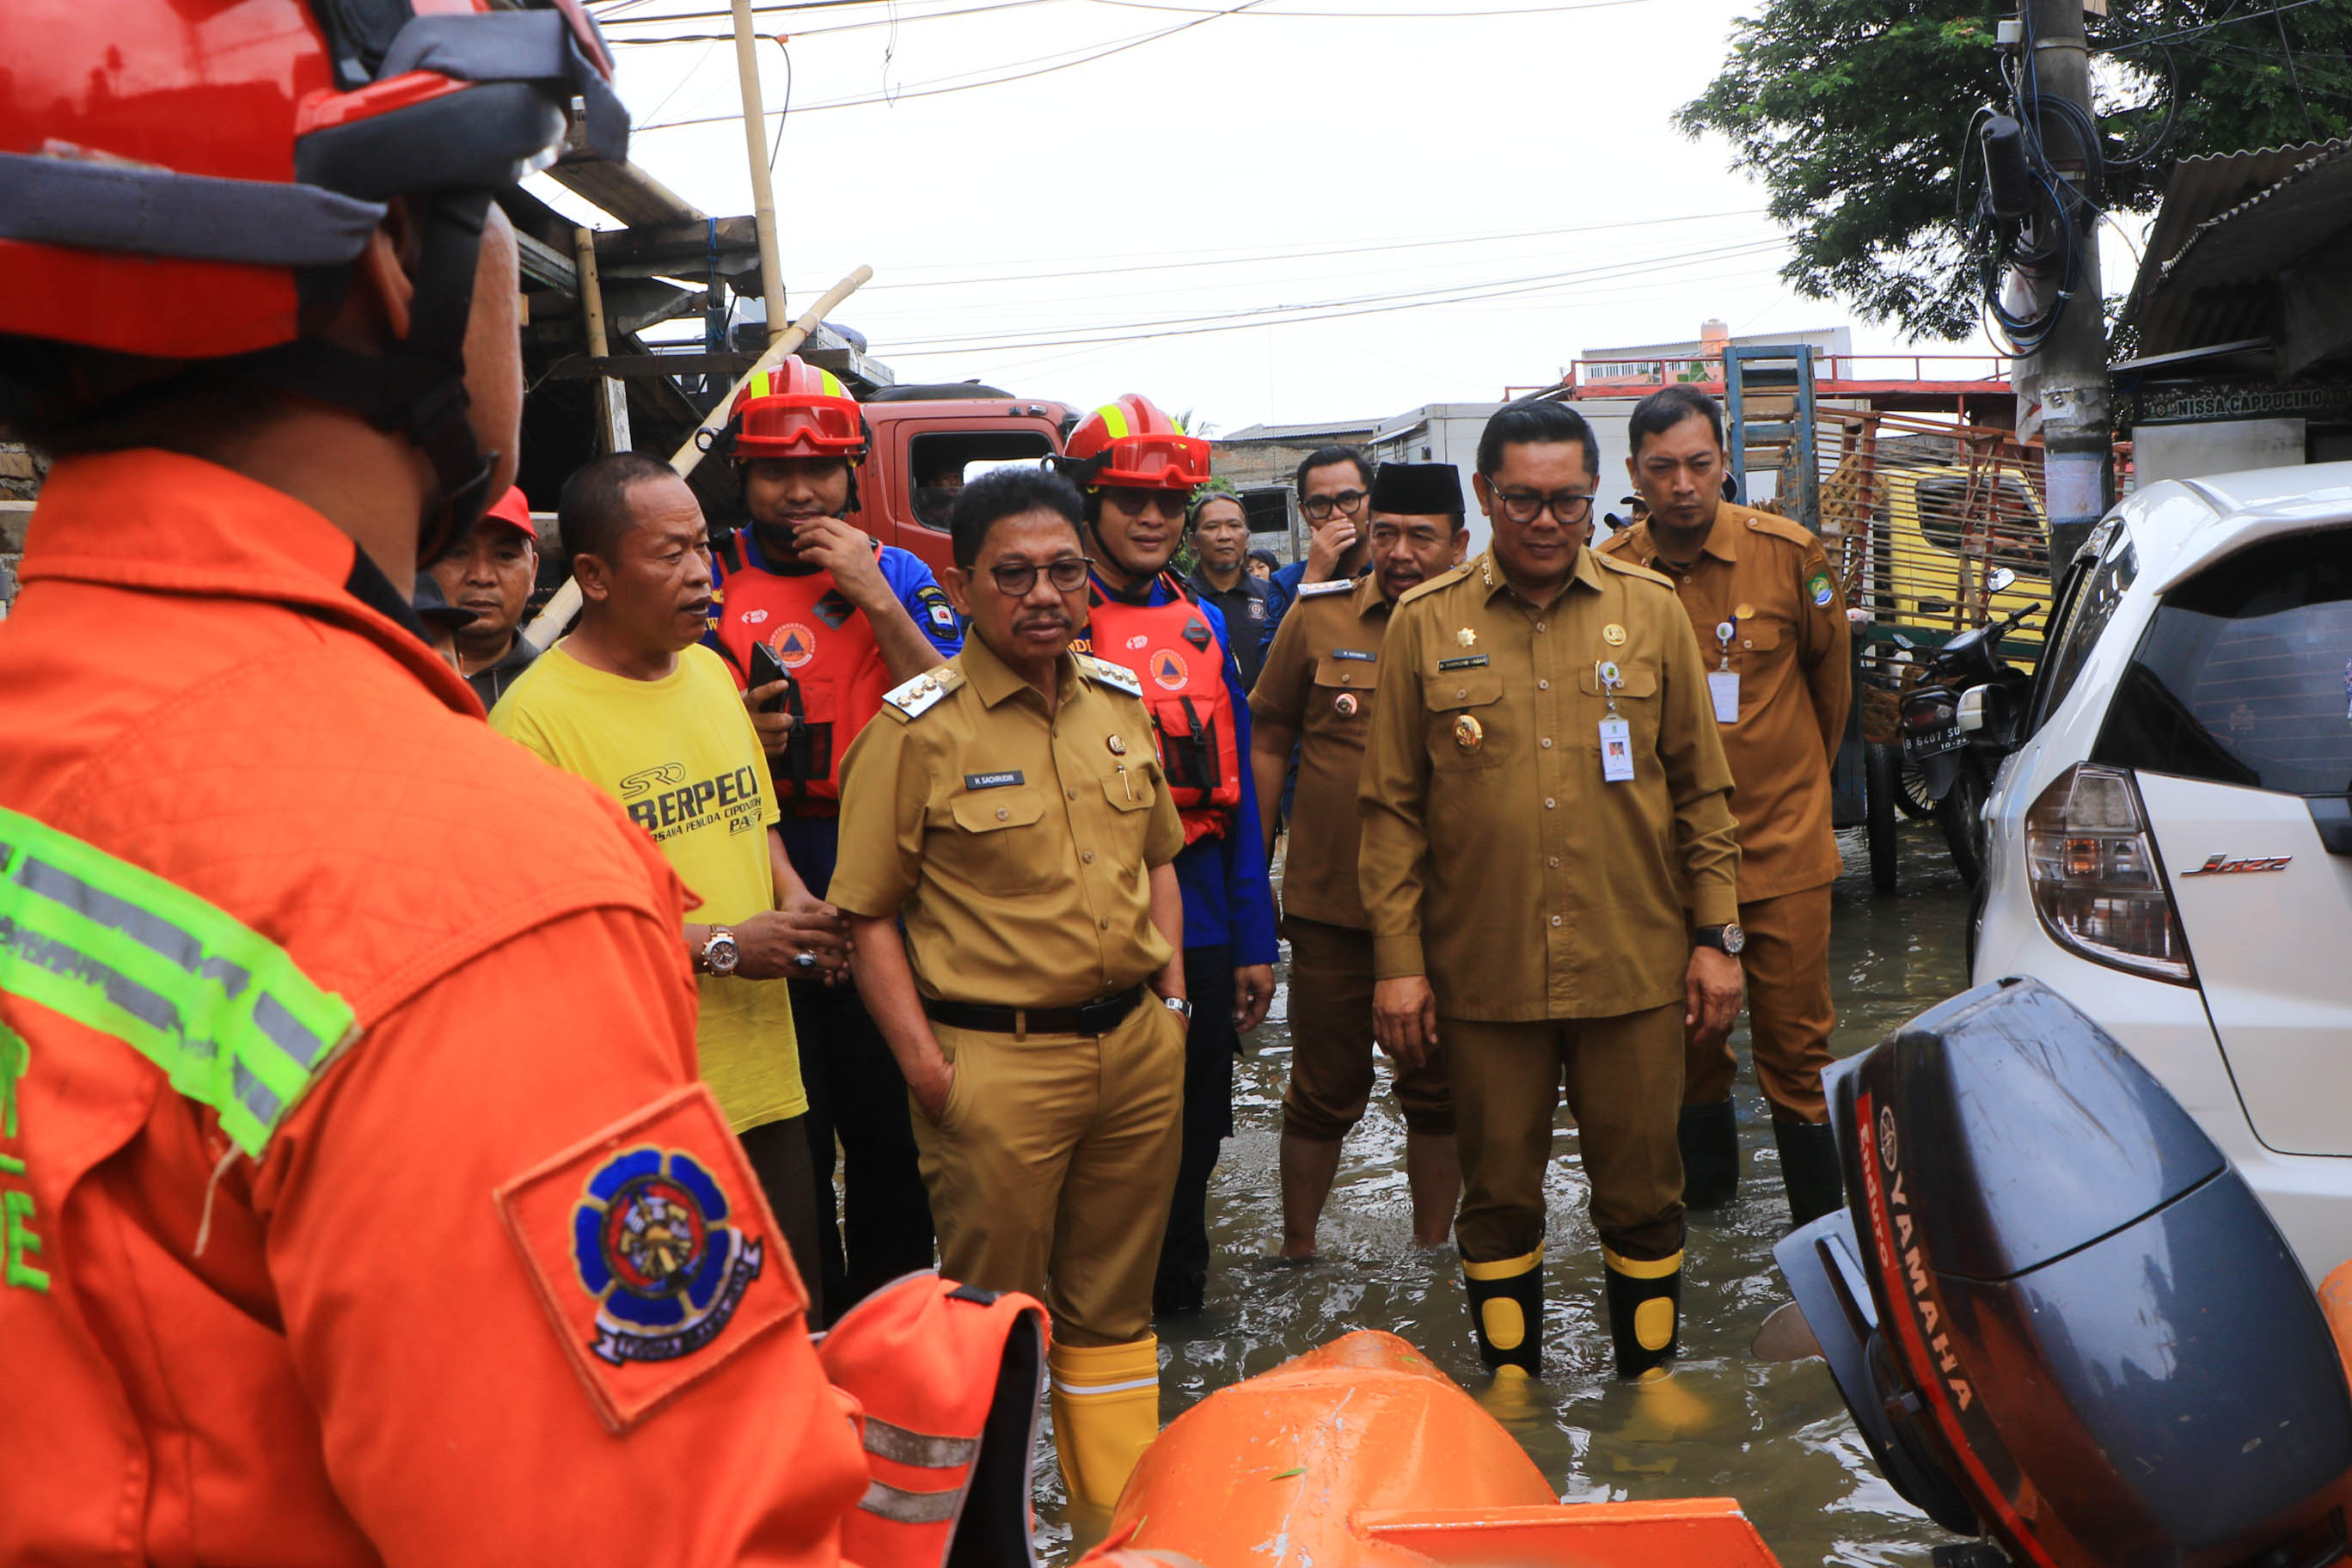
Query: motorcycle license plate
1907 726 1968 760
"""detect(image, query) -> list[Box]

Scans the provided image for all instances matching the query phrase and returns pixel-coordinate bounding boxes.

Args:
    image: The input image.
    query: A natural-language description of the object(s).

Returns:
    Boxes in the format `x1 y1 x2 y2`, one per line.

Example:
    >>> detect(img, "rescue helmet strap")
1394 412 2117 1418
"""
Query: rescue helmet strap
236 188 499 559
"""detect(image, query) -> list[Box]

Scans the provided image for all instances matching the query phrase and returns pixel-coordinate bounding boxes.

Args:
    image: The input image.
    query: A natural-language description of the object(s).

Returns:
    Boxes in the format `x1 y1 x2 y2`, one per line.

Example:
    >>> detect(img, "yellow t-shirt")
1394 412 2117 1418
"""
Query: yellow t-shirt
489 641 805 1130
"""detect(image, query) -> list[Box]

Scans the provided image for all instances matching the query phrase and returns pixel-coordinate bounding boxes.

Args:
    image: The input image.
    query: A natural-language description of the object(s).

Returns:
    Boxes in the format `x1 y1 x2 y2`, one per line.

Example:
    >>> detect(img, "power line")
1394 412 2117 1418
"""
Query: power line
2098 0 2337 55
848 209 1765 291
1085 0 1654 18
873 238 1789 352
606 1 1056 44
632 0 1272 122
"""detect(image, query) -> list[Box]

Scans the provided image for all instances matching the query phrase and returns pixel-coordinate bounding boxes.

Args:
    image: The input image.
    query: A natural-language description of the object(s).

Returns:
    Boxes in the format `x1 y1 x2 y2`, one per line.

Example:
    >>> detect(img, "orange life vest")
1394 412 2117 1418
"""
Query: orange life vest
1081 583 1241 846
712 538 891 805
817 1272 1049 1568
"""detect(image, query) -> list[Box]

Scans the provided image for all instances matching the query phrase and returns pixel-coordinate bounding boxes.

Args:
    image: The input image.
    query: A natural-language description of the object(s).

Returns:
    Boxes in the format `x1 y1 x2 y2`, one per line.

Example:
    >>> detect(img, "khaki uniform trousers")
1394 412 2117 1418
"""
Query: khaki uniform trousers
1685 883 1835 1124
1449 1001 1686 1265
915 998 1185 1347
1282 916 1455 1142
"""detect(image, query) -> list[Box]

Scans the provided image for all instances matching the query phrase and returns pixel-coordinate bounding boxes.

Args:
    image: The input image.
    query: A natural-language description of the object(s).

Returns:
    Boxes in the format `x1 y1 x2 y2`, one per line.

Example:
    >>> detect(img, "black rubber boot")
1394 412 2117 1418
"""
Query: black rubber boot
1773 1117 1845 1229
1602 1250 1683 1381
1678 1099 1740 1210
1461 1250 1544 1376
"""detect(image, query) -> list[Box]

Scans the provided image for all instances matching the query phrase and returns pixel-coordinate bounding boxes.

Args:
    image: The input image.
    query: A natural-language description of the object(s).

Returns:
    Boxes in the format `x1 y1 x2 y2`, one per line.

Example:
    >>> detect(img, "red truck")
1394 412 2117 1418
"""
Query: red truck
836 384 1078 579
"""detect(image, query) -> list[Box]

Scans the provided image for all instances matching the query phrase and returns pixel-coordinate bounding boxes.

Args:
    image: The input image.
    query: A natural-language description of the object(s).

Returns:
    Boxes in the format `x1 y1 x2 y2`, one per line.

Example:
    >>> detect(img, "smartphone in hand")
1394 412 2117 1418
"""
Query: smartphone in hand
749 641 793 714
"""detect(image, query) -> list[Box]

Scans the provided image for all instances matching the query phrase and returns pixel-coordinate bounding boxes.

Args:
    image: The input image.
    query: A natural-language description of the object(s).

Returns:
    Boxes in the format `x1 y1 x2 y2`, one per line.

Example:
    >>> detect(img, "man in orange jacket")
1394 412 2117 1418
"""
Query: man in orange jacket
0 3 886 1561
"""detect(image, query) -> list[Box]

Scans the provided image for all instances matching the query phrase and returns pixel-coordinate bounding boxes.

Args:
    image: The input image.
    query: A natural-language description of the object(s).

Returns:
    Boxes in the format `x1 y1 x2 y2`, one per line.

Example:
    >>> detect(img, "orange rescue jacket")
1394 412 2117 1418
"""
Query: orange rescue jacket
1083 584 1241 845
0 451 869 1565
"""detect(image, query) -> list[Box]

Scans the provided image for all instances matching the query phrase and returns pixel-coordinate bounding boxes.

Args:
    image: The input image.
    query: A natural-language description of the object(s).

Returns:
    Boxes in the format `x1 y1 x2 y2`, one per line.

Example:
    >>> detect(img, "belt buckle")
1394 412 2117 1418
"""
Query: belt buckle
1079 991 1126 1035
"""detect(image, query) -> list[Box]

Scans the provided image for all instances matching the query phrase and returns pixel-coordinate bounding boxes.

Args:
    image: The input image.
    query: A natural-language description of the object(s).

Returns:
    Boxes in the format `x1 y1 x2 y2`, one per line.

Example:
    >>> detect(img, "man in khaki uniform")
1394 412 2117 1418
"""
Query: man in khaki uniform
1359 400 1743 1383
831 467 1191 1516
1252 462 1469 1259
1598 386 1853 1228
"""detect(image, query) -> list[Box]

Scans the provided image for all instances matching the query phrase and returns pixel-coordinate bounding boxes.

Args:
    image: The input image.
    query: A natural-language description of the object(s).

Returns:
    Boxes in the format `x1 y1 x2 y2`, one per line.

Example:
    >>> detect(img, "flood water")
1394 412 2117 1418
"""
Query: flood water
1033 813 1980 1565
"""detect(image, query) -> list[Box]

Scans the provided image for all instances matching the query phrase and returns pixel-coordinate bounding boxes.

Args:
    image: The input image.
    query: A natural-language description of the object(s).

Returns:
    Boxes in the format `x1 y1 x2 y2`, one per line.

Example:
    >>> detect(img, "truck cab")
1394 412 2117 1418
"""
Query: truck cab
845 387 1077 579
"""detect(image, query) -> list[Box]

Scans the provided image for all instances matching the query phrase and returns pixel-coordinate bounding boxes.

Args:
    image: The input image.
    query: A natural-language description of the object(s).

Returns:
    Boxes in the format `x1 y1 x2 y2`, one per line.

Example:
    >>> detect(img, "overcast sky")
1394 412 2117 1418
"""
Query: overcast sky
552 0 2122 433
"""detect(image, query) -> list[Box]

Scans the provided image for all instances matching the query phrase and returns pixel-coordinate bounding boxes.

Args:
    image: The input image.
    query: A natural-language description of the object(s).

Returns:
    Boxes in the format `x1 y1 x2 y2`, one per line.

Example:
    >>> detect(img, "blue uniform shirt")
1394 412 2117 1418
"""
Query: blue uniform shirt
1080 573 1280 968
705 526 963 894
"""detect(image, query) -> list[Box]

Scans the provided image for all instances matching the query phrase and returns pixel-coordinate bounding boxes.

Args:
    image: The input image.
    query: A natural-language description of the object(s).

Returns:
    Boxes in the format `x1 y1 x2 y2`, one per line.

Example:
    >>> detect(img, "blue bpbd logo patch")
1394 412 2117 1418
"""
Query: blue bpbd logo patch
573 1145 763 1366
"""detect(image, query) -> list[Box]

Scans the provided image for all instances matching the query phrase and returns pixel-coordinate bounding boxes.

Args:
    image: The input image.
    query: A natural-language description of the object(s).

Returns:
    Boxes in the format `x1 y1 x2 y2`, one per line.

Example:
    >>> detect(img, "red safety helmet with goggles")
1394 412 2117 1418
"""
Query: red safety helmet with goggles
1058 395 1212 493
725 358 869 462
0 0 628 549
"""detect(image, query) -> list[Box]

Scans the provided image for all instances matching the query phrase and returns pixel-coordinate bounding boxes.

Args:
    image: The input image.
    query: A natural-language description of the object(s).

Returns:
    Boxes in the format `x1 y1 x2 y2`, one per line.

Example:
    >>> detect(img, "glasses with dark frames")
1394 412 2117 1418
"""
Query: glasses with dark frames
989 555 1094 597
1490 489 1596 525
1300 489 1369 521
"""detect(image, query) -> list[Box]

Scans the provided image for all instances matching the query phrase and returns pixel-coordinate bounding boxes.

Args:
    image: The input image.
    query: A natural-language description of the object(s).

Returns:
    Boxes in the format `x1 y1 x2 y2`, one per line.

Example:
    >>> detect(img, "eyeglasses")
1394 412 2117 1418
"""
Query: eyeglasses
1491 489 1596 525
988 555 1094 597
1103 488 1189 520
1301 489 1369 521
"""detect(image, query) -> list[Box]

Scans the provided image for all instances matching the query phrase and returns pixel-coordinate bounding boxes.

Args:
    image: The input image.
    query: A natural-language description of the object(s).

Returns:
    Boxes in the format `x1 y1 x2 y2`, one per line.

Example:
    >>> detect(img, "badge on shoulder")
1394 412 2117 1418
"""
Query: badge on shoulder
495 1083 804 1433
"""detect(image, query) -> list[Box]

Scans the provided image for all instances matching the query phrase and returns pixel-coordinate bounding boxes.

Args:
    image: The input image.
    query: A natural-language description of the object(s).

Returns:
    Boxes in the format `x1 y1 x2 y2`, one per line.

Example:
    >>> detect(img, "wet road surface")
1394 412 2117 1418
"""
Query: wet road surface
1036 818 1976 1564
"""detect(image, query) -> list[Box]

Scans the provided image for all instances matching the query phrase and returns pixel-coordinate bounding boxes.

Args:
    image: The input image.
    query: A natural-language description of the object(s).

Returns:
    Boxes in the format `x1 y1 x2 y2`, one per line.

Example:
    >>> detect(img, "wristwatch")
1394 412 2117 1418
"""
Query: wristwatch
1693 923 1747 956
700 927 741 977
1162 995 1194 1022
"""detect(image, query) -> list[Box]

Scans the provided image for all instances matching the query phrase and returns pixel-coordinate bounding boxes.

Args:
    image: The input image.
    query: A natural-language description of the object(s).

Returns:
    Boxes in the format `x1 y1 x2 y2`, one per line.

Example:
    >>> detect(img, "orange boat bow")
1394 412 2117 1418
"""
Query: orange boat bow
1106 1331 1780 1566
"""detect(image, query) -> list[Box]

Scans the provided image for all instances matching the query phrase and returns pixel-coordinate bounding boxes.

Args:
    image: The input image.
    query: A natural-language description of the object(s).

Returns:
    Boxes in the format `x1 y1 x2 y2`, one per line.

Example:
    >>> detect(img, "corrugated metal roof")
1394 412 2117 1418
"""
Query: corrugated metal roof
2124 138 2352 357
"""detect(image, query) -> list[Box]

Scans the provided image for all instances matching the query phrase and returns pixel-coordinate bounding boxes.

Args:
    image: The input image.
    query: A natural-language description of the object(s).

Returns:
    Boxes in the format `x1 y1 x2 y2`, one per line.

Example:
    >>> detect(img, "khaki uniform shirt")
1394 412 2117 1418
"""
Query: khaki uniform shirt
1357 547 1740 1021
1249 573 1388 930
1597 504 1852 902
830 636 1185 1008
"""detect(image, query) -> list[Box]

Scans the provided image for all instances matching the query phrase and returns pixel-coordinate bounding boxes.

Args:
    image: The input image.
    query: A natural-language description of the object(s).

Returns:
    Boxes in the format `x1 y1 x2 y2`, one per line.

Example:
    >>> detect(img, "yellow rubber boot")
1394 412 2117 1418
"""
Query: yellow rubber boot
1602 1246 1681 1380
1461 1247 1544 1376
1050 1336 1162 1514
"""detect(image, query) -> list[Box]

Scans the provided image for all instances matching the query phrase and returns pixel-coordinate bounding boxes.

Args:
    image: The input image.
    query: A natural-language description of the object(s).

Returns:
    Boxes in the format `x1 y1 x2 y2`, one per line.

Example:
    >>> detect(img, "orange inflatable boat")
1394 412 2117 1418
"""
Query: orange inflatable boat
1097 1332 1781 1567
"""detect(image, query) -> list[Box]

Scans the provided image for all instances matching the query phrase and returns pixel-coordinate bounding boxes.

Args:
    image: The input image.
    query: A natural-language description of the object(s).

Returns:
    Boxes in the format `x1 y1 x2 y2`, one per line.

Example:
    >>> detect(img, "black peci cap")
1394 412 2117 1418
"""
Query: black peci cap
1369 462 1464 518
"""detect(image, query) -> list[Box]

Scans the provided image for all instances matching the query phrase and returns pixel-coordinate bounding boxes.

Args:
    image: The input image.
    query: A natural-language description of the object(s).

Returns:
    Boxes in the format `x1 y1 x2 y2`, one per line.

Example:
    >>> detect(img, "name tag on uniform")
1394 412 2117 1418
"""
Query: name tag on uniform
1437 655 1489 671
964 770 1024 790
1330 648 1376 662
1599 718 1635 782
1707 671 1740 725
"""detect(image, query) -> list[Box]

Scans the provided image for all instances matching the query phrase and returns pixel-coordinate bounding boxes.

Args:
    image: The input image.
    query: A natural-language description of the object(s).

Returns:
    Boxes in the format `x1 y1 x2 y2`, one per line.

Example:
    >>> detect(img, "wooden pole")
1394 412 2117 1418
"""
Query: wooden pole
520 265 873 649
730 0 791 346
573 225 633 455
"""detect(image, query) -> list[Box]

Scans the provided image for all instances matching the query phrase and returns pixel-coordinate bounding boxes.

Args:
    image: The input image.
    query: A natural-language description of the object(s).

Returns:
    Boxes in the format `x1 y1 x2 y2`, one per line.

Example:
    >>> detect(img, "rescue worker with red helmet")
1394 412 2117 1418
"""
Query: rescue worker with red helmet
0 4 1072 1561
1056 395 1280 1317
705 357 954 1322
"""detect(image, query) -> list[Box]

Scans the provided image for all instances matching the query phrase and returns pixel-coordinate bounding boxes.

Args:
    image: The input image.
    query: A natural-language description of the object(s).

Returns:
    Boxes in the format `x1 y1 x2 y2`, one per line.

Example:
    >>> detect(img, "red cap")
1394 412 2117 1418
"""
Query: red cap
481 485 536 541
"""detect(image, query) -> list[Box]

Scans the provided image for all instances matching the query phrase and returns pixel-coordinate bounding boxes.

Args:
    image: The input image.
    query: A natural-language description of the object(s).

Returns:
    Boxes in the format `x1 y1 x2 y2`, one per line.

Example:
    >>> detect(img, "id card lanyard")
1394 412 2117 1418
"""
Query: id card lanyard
1596 659 1634 782
1707 616 1740 725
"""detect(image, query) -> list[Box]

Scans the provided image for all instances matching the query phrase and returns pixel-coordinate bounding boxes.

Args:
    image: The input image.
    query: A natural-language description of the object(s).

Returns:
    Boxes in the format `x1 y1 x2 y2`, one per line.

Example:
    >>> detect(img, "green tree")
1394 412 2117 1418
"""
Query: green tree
1678 1 2352 341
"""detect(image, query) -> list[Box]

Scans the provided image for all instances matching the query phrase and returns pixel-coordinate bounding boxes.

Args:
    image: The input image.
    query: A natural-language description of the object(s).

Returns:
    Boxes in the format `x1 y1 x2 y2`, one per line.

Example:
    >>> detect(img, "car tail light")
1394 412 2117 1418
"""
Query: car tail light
2025 763 2194 985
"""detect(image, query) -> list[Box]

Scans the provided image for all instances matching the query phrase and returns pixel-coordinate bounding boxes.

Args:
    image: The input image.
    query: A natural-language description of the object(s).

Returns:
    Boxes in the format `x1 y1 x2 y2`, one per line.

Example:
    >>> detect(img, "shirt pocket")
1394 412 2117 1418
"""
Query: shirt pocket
1424 665 1505 773
1577 661 1663 756
1097 763 1161 873
946 786 1057 893
1308 662 1374 738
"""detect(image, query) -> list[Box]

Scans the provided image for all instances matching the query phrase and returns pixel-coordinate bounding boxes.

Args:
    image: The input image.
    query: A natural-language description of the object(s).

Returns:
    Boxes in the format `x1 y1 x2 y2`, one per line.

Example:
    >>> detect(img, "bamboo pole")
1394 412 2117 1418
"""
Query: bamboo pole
573 225 633 455
520 265 873 649
730 0 791 346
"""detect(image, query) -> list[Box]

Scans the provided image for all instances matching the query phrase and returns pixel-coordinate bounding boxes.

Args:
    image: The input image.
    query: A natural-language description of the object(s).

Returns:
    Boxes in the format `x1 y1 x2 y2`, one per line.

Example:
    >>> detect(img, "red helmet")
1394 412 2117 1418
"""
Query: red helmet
0 0 626 533
726 358 868 462
1059 395 1211 492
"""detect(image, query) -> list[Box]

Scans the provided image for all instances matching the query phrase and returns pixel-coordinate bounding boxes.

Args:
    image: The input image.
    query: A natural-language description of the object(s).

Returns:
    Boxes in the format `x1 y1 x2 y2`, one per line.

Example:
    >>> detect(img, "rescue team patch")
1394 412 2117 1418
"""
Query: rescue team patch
1183 617 1213 651
1149 649 1190 691
1809 573 1834 608
497 1083 805 1433
914 585 959 635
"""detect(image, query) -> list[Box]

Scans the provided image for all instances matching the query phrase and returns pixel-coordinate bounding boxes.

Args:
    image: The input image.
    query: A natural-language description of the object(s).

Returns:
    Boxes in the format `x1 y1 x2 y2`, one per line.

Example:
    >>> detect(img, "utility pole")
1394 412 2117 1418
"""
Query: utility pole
2017 0 2112 568
730 0 791 346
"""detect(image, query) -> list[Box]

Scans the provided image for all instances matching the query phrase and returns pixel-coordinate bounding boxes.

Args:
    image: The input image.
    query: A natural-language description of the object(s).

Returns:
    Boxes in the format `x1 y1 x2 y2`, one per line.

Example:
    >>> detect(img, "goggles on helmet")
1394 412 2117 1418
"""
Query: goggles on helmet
1081 433 1214 493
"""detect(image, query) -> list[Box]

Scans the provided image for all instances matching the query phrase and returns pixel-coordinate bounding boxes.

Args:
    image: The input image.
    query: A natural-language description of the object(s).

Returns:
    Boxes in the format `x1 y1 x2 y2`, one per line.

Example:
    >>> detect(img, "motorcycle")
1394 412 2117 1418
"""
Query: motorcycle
1897 569 2035 885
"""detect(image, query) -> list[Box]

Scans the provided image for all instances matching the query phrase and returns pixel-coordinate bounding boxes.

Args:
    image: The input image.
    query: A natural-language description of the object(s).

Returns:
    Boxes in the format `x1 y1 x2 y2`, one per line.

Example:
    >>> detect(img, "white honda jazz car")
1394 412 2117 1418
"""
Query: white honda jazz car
1971 462 2352 1282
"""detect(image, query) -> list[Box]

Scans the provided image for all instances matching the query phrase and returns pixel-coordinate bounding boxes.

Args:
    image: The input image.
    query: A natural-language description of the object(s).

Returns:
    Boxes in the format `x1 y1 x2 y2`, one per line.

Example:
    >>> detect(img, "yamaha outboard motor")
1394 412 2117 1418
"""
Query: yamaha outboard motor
1777 977 2352 1568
